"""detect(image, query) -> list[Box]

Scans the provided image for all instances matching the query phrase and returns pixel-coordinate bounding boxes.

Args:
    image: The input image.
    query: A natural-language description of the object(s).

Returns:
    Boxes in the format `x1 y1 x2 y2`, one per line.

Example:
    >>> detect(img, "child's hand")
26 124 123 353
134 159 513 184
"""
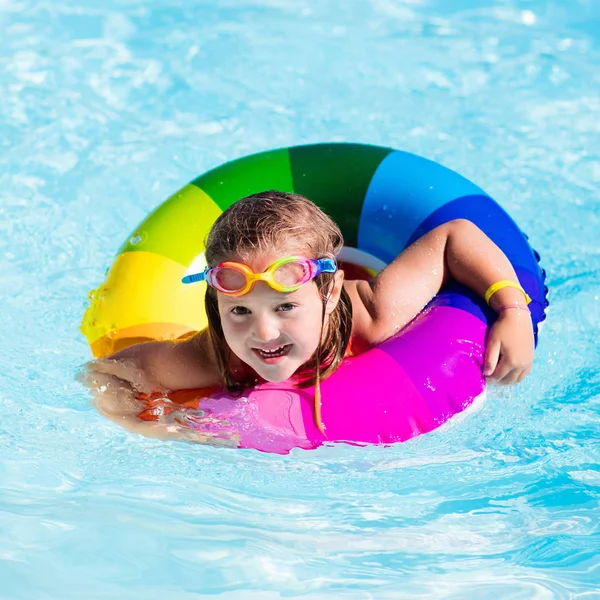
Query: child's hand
484 309 535 385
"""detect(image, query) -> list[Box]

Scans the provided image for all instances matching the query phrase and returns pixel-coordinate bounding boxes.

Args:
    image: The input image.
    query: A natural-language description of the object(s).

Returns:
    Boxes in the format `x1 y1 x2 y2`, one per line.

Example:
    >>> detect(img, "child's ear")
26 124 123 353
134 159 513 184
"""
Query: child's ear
324 270 344 315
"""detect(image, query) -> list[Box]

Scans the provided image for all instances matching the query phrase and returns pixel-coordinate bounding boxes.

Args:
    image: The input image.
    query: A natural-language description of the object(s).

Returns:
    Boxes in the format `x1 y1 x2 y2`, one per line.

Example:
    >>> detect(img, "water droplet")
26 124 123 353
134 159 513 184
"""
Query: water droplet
130 235 142 245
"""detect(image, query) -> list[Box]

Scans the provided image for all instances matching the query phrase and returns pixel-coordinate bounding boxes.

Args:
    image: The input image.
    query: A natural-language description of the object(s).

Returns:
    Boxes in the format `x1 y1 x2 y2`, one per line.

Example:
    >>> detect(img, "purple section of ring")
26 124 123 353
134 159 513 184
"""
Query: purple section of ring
379 306 487 420
434 270 544 344
428 271 544 340
317 348 435 443
430 283 488 324
298 306 487 445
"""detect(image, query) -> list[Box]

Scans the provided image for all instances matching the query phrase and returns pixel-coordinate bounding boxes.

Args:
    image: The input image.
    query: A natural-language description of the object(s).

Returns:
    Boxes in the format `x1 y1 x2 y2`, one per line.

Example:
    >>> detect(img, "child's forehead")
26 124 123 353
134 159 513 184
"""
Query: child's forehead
231 247 308 270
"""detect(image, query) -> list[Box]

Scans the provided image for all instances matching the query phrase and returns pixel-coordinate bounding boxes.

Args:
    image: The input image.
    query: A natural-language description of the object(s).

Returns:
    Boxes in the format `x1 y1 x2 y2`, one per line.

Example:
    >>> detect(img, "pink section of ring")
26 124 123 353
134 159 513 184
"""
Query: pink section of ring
232 306 487 452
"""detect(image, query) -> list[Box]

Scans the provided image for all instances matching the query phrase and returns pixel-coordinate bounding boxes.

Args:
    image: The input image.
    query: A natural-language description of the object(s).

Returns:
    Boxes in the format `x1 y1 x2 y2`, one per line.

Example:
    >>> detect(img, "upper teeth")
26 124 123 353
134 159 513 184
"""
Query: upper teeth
260 347 283 354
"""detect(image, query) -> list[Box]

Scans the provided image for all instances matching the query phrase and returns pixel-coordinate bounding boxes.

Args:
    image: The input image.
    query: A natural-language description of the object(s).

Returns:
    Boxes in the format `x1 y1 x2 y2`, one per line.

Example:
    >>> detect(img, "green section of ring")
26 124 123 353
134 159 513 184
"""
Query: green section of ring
288 143 394 247
117 184 222 267
116 144 391 267
192 147 294 210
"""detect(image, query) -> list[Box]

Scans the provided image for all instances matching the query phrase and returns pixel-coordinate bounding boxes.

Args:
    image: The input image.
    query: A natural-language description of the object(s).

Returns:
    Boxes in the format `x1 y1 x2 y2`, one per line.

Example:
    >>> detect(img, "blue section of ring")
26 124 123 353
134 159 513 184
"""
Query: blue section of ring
430 283 489 324
354 148 548 344
406 195 537 273
357 150 487 262
405 194 546 333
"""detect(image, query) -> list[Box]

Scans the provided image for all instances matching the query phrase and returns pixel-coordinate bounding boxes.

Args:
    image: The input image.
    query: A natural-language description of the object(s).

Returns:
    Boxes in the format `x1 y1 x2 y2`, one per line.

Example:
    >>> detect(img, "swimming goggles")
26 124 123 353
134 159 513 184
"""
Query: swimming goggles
182 256 337 296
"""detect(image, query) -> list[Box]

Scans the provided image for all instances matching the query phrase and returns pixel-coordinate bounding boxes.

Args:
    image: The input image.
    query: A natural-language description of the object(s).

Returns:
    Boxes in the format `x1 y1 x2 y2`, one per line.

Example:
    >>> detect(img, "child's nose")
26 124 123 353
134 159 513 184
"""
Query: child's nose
253 314 280 342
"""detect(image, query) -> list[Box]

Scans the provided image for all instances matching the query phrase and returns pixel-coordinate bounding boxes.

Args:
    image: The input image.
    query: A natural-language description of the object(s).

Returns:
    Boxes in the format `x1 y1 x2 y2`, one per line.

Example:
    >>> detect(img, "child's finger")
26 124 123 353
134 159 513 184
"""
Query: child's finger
517 365 532 383
497 366 519 385
490 358 514 383
484 339 501 377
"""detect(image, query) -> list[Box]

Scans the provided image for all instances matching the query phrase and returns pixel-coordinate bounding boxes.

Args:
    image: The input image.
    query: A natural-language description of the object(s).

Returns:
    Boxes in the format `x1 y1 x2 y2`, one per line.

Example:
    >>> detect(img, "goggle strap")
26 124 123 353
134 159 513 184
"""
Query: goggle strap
315 258 337 275
181 272 207 285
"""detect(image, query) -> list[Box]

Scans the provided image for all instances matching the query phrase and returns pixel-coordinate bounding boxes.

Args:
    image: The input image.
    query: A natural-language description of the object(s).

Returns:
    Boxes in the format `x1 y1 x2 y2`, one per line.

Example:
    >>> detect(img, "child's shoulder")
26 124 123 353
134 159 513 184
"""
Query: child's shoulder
342 279 377 353
110 331 221 391
168 331 221 390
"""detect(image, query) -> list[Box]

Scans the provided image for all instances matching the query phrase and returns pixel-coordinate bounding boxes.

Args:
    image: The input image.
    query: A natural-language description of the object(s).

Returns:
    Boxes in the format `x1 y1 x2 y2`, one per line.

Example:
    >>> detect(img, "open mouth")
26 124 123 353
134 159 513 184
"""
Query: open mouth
252 344 292 363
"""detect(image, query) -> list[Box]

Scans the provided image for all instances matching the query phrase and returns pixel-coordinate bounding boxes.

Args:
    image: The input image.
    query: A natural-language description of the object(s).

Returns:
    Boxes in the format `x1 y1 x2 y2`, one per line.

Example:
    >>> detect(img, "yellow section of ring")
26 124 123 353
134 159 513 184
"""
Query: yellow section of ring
82 251 209 356
81 184 224 357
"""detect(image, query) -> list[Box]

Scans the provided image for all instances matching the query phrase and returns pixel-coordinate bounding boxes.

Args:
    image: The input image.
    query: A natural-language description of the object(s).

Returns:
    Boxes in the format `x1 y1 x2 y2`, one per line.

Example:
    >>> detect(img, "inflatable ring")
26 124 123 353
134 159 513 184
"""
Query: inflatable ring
81 143 548 453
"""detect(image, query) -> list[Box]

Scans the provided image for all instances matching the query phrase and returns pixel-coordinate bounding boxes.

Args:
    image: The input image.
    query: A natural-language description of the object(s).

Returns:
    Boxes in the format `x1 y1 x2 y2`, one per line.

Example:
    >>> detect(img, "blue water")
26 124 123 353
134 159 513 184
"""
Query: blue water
1 0 599 597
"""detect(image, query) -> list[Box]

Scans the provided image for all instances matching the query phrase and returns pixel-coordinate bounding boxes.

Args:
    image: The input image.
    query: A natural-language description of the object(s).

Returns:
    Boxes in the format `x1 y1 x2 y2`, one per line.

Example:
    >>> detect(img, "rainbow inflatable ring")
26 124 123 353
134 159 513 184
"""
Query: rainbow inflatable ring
82 143 548 454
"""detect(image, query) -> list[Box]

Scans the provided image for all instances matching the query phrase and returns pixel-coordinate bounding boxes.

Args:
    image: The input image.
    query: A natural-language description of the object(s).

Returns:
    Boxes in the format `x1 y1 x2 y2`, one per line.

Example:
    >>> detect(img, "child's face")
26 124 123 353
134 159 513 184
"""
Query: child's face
217 251 343 383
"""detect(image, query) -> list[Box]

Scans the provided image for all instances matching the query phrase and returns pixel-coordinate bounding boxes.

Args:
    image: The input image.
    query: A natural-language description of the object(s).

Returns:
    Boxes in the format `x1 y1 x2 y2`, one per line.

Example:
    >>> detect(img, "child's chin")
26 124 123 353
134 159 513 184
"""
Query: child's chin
256 364 299 384
259 371 294 384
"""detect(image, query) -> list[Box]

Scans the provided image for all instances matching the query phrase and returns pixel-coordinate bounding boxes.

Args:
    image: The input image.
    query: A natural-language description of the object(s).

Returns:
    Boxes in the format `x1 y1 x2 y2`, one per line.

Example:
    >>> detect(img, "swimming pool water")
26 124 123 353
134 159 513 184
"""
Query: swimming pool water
1 0 599 597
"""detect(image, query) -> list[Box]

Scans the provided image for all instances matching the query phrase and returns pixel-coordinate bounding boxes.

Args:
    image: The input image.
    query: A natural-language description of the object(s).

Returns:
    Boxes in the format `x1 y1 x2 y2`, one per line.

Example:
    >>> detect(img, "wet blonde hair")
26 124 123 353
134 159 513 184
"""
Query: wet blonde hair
204 190 353 401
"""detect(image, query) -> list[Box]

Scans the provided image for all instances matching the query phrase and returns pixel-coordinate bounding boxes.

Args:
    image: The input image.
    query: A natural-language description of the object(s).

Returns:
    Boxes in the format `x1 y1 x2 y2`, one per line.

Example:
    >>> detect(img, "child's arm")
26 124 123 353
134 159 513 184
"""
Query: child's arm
83 329 220 394
346 219 534 385
78 364 237 446
80 331 221 420
78 331 234 444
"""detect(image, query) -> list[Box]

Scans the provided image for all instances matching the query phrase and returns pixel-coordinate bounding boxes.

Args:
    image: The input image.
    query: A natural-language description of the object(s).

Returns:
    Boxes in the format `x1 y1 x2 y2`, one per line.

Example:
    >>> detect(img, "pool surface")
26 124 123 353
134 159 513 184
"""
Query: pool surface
1 0 599 597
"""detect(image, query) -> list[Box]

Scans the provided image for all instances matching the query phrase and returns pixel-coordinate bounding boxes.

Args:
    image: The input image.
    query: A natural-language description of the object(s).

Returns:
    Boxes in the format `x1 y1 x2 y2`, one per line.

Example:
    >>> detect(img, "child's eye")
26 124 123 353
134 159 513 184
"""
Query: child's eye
231 306 250 315
277 303 296 312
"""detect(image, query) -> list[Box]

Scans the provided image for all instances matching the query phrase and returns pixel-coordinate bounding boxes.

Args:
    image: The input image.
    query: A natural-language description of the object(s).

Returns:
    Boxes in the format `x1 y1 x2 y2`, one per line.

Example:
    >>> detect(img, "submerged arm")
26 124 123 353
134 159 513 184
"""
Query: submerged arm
348 219 534 383
84 329 221 392
79 331 232 443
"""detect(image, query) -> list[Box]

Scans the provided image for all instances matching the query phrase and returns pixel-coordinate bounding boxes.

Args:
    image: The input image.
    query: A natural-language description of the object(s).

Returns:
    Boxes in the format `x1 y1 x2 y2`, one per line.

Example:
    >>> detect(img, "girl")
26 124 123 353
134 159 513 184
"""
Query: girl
83 191 534 444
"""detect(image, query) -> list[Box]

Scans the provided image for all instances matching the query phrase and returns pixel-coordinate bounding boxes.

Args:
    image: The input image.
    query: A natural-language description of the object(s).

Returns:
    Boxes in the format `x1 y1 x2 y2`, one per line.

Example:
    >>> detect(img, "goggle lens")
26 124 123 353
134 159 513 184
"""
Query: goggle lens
272 260 311 288
213 267 248 293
